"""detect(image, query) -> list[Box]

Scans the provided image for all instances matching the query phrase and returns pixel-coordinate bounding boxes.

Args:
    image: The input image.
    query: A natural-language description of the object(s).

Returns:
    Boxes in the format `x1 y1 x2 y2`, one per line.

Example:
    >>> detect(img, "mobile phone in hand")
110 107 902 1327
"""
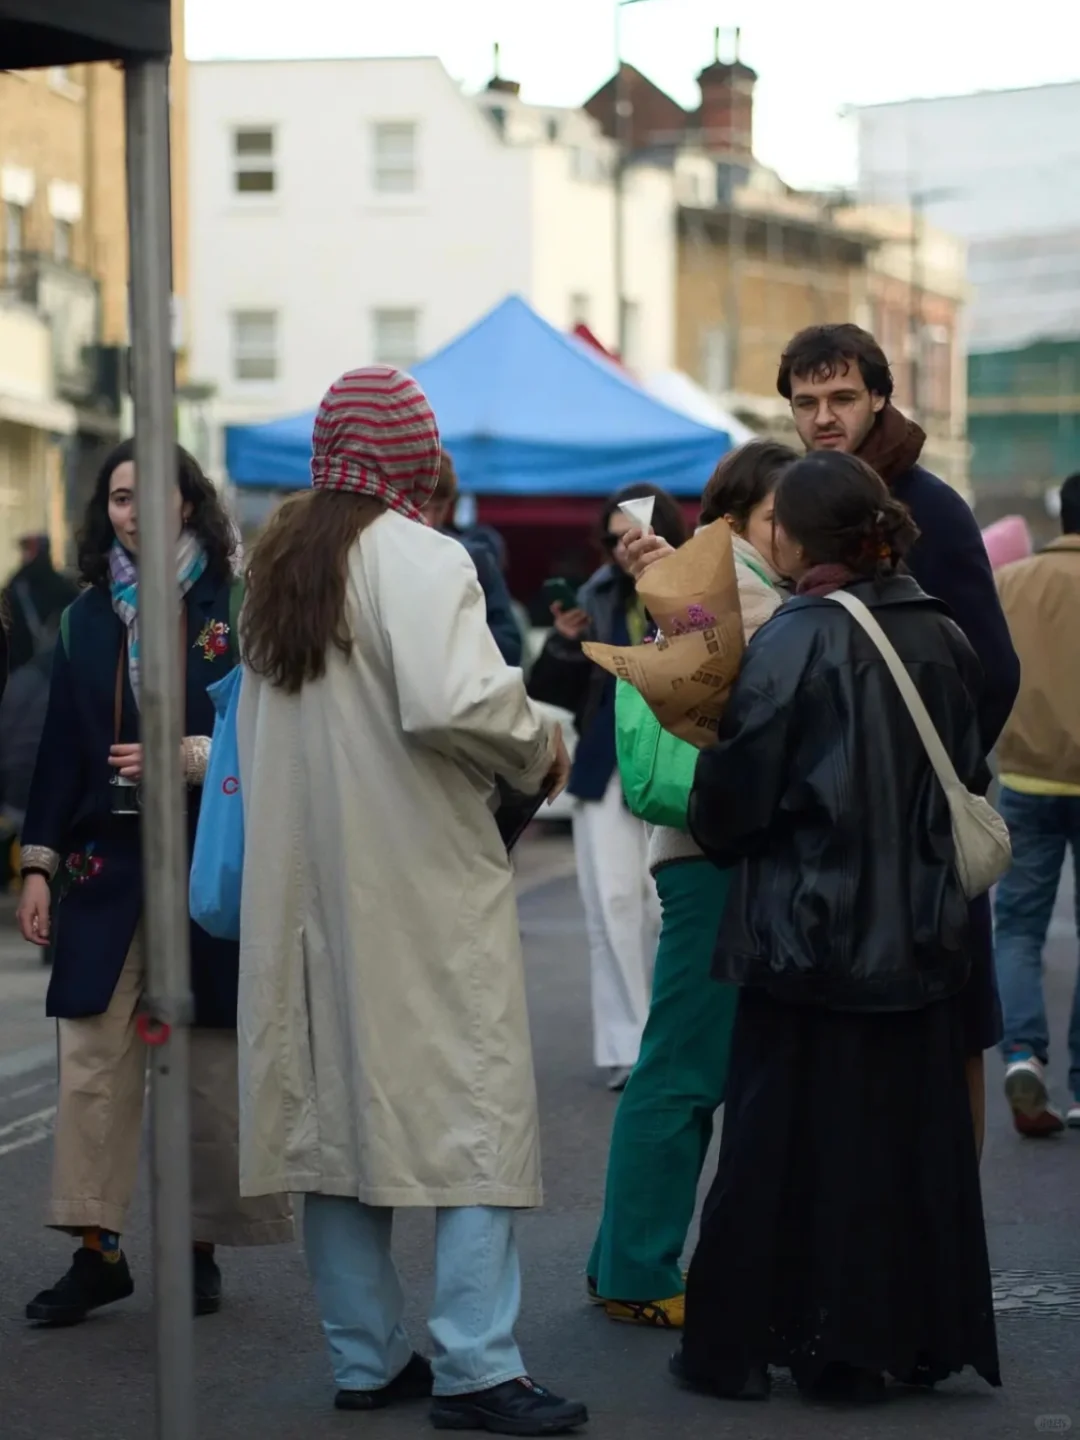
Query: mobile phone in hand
496 777 556 852
542 577 580 611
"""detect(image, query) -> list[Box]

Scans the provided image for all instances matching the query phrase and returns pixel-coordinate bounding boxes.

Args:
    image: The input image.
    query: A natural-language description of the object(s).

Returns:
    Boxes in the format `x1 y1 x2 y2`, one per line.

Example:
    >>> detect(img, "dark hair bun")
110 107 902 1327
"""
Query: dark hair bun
772 451 919 574
876 498 919 559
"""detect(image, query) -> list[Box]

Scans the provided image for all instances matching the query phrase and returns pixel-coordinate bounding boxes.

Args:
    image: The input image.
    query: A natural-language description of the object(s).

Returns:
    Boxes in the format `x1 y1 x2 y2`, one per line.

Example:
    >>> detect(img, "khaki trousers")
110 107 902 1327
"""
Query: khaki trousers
48 936 293 1245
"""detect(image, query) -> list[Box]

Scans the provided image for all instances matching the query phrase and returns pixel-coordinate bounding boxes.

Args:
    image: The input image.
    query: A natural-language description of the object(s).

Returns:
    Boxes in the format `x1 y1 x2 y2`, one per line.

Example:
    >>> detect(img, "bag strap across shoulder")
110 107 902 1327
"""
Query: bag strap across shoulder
825 589 963 796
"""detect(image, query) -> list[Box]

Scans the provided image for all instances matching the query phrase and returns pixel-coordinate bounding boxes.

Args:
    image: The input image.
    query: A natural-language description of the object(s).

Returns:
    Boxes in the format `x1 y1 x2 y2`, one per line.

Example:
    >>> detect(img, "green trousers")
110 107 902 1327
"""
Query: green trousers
587 858 736 1302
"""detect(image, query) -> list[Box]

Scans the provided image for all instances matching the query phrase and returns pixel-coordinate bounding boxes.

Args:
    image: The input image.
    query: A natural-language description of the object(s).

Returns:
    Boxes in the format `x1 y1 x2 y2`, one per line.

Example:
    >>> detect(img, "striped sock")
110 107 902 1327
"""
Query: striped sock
84 1227 122 1263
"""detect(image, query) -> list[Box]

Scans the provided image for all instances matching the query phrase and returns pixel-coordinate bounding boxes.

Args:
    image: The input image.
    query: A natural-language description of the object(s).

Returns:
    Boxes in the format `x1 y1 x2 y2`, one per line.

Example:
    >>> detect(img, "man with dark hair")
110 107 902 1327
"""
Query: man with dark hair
777 322 1018 746
992 472 1080 1135
423 454 523 667
778 323 1021 1148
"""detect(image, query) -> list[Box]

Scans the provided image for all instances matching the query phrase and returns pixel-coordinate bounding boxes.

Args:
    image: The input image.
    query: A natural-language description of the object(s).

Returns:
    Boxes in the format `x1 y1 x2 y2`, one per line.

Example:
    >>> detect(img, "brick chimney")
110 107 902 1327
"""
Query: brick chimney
486 42 521 97
696 27 757 161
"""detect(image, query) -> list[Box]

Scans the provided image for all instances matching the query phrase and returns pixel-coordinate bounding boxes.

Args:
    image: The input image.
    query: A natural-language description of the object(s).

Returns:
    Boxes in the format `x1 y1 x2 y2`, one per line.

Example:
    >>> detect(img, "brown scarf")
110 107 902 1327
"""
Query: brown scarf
856 404 926 486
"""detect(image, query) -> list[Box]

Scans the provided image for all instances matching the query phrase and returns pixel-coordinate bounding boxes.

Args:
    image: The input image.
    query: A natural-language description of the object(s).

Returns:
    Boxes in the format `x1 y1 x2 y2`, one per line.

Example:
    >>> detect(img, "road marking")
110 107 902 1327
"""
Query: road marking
0 1041 56 1084
0 1104 56 1158
5 1077 55 1104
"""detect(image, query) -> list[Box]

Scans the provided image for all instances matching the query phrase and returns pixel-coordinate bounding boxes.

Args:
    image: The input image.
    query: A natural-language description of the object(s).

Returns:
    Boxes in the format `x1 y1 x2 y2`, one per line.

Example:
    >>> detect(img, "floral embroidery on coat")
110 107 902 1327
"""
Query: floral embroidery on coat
66 846 104 884
195 619 230 661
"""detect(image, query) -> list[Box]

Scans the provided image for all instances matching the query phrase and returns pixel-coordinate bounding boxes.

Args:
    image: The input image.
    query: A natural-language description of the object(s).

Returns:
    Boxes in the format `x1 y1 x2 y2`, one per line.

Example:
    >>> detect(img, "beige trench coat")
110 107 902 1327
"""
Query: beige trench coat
236 512 556 1207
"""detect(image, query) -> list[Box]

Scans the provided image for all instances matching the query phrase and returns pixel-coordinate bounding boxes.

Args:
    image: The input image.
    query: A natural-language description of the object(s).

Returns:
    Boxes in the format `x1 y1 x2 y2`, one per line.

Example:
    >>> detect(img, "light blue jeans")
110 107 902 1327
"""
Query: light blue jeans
994 787 1080 1097
303 1195 526 1397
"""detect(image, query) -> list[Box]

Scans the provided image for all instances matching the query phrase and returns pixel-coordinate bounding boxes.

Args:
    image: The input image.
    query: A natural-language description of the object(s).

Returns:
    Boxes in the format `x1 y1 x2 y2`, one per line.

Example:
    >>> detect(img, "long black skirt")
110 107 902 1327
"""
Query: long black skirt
681 986 1001 1392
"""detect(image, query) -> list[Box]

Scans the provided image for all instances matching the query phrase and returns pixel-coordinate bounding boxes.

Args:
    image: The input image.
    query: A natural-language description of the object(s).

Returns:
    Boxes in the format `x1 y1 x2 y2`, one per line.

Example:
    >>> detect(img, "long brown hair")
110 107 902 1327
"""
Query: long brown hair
243 489 384 693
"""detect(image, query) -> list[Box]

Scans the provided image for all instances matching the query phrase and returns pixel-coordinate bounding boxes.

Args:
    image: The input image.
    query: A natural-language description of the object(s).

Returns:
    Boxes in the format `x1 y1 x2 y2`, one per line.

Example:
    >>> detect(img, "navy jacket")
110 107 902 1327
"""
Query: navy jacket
894 464 1020 752
456 531 523 667
890 463 1019 1053
22 569 241 1025
528 565 629 801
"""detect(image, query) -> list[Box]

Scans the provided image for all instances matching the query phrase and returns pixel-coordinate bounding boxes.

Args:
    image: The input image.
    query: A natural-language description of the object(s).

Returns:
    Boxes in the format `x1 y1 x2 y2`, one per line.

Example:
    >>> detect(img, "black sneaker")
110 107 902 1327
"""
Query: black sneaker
336 1352 434 1410
26 1247 135 1326
431 1376 588 1435
193 1247 222 1316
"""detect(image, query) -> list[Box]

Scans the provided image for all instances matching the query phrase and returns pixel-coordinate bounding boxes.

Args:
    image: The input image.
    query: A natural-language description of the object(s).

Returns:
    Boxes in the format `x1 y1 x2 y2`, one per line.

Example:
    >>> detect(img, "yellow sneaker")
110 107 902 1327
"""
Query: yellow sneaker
603 1294 685 1328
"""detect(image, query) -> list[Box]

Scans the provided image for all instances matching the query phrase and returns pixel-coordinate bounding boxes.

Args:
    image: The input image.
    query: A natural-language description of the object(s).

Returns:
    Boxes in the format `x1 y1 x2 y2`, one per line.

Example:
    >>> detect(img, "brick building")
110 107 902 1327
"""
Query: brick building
0 0 190 565
585 53 756 168
584 49 970 493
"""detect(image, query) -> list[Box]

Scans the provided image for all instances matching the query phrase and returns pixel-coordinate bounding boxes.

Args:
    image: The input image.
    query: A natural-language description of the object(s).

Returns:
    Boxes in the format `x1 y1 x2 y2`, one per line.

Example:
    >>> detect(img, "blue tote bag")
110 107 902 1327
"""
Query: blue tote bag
189 665 244 940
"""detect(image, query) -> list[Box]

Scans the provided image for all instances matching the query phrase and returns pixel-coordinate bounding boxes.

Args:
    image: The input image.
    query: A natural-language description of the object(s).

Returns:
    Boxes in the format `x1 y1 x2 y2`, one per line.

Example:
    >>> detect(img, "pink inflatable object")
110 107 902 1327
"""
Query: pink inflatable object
982 515 1033 570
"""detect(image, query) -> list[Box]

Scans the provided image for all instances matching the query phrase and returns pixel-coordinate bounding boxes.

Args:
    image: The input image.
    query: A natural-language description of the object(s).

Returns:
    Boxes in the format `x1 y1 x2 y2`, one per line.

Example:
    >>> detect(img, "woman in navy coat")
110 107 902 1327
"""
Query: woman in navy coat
18 440 292 1328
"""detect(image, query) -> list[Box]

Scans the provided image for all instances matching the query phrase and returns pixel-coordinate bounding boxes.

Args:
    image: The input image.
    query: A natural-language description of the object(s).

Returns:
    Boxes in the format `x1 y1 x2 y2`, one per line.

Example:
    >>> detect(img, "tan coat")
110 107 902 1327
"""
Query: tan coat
996 535 1080 785
235 512 556 1207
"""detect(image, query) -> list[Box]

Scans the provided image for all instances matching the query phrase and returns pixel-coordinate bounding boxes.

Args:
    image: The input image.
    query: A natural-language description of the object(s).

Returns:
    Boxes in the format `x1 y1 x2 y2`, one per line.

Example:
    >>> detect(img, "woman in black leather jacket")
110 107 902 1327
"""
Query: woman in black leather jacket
674 452 1000 1405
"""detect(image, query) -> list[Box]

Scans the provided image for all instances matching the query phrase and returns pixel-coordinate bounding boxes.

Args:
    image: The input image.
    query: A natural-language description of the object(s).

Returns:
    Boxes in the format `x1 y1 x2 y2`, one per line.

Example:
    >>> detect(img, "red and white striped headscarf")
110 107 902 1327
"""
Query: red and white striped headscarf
310 367 441 523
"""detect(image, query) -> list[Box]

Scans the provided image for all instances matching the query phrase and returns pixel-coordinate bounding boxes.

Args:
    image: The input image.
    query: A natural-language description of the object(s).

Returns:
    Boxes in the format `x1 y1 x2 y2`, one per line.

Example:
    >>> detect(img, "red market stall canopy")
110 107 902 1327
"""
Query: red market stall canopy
571 322 626 369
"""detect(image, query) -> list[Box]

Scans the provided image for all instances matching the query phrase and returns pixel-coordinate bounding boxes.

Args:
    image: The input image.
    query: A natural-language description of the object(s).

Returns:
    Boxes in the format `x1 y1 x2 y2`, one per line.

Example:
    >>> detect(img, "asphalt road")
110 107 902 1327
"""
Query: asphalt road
1 828 1079 1440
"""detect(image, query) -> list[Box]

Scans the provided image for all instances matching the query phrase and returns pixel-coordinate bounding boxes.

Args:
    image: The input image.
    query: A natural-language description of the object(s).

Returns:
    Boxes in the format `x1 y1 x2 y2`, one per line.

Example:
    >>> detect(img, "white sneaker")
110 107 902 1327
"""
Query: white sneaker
1004 1055 1065 1137
1067 1097 1080 1129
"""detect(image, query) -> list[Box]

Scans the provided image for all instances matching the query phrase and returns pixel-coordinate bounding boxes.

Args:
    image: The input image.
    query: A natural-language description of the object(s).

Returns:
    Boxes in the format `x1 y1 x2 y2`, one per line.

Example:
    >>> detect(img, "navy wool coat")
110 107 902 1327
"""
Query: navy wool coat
891 462 1020 1054
21 569 241 1025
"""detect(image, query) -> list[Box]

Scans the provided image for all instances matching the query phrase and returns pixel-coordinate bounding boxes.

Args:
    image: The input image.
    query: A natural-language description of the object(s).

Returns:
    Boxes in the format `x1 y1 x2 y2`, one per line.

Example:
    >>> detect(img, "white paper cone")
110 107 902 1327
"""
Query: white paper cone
618 496 655 534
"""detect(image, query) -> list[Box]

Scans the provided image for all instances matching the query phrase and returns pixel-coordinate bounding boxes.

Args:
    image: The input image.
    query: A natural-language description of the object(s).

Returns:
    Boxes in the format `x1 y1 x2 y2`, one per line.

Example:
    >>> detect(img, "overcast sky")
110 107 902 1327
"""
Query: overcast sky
186 0 1080 192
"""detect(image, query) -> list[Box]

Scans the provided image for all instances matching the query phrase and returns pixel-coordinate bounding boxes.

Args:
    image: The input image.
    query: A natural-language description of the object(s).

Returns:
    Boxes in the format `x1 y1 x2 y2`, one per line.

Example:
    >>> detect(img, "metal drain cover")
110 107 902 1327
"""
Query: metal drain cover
993 1271 1080 1318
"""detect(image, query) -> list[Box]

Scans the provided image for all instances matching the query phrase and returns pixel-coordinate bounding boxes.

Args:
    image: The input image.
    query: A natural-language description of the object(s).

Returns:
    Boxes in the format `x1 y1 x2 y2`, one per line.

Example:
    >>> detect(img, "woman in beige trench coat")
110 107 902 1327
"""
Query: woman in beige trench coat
237 366 586 1435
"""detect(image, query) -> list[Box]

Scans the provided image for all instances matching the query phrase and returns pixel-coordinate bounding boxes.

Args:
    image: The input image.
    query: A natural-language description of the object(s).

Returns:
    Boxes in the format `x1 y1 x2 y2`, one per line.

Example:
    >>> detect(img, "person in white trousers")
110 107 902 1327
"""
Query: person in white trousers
573 773 661 1084
528 485 685 1089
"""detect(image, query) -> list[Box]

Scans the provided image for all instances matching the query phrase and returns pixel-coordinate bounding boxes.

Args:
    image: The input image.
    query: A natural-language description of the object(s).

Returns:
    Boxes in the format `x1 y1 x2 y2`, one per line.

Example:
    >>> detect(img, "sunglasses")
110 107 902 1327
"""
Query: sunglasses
600 531 624 552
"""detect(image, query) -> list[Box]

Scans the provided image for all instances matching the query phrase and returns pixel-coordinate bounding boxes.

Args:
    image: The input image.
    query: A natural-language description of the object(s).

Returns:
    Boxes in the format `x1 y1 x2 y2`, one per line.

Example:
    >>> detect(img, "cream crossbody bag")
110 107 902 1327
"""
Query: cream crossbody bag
826 589 1012 900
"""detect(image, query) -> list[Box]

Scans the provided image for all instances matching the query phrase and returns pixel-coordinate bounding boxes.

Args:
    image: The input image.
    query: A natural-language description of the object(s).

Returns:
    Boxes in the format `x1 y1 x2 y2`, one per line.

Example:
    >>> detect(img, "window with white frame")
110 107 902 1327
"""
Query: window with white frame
372 122 418 194
47 66 80 96
231 310 278 382
620 300 641 368
232 127 276 194
702 326 730 395
53 218 73 263
372 308 420 369
569 293 591 327
4 202 25 284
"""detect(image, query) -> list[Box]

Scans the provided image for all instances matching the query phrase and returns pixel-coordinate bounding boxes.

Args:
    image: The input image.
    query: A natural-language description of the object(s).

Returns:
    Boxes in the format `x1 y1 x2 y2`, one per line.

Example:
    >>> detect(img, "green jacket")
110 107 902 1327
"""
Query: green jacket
615 680 698 831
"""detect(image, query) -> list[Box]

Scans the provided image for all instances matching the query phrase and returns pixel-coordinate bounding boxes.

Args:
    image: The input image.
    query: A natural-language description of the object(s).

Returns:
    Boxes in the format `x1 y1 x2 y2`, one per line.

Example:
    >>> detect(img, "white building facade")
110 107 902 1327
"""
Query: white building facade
190 56 678 445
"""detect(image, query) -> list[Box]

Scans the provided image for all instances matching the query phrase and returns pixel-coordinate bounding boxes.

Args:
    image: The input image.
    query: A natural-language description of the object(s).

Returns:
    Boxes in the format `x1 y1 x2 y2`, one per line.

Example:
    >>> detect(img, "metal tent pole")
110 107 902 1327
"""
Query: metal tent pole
124 56 196 1440
613 1 626 358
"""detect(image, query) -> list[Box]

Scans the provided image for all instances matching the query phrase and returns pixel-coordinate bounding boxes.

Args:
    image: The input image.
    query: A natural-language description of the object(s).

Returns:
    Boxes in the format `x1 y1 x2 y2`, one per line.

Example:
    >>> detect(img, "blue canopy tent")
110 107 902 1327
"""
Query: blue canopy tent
225 295 737 497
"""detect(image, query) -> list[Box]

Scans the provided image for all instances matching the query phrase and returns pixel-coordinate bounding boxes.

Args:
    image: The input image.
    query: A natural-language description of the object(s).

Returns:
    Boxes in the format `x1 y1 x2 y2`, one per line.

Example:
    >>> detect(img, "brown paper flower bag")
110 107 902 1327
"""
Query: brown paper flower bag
583 521 745 748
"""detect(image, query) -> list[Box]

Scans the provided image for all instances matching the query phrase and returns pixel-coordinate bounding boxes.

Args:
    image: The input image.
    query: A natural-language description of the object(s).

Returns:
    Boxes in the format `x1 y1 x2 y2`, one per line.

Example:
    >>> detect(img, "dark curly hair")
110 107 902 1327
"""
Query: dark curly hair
776 323 894 403
773 451 919 575
78 439 238 590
